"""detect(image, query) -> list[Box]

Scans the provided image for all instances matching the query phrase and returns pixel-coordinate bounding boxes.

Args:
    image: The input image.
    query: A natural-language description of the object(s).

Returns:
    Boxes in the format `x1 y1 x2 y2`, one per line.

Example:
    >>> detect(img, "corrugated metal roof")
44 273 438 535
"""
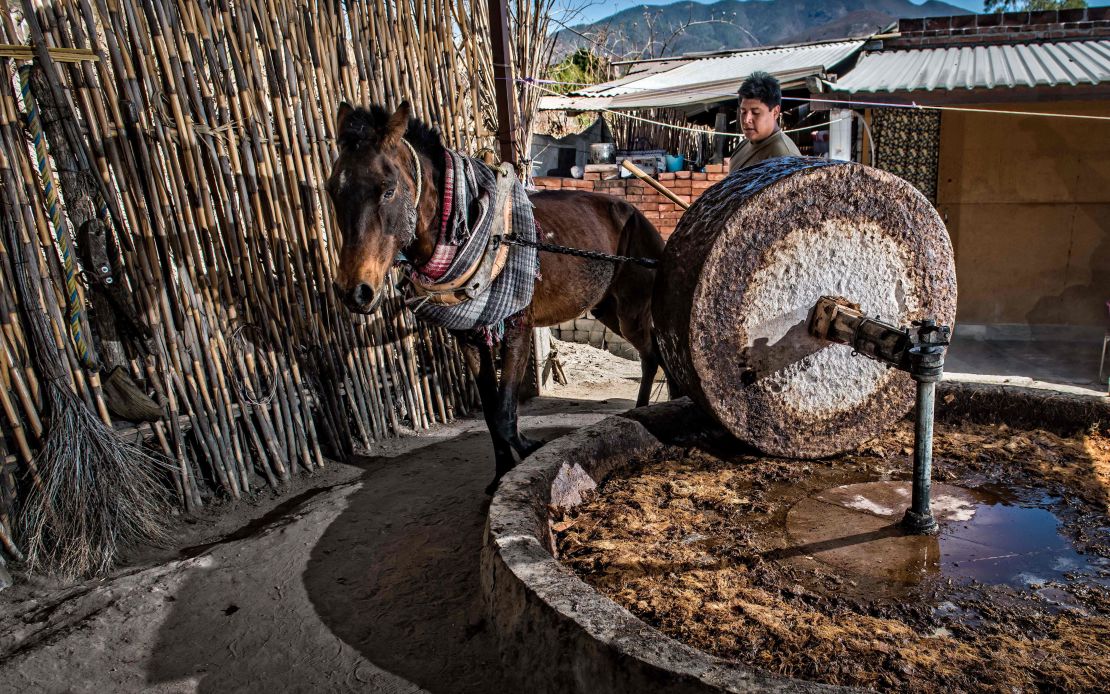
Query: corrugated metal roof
586 40 865 96
536 94 614 111
602 67 824 110
830 40 1110 93
540 39 864 112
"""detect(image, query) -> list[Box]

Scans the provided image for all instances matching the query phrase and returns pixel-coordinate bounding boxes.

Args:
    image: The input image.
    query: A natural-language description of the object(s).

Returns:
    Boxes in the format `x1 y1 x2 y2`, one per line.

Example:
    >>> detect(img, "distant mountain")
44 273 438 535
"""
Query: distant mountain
557 0 969 59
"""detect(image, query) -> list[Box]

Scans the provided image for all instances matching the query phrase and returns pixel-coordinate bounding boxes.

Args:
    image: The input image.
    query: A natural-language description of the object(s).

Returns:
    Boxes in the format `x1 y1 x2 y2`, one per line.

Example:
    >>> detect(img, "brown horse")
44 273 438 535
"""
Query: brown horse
327 102 665 492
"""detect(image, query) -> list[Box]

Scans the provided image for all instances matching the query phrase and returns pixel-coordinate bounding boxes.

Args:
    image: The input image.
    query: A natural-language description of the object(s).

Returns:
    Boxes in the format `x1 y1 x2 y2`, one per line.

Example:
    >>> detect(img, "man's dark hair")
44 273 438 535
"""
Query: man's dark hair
739 71 782 109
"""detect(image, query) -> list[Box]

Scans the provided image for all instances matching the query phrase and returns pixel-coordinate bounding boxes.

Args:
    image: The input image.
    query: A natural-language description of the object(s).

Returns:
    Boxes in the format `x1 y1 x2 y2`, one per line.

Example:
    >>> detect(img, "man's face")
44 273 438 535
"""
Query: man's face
739 97 780 143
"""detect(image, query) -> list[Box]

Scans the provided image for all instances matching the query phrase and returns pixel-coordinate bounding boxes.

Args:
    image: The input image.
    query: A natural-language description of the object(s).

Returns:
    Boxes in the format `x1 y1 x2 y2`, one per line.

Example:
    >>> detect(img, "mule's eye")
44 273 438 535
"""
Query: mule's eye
382 187 396 201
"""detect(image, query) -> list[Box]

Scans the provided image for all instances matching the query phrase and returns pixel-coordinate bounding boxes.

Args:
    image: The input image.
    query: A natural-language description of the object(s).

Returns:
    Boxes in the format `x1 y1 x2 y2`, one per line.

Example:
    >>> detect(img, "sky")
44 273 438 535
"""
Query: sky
562 0 1107 27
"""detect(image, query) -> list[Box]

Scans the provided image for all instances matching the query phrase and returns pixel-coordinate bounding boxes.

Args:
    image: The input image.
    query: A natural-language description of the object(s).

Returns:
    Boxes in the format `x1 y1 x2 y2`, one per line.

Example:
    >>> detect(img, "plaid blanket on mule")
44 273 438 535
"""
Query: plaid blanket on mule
407 149 538 332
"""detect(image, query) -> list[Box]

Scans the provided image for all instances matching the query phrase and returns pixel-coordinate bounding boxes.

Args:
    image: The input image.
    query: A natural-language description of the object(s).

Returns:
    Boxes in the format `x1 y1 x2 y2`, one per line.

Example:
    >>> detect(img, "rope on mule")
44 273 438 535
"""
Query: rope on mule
18 64 96 369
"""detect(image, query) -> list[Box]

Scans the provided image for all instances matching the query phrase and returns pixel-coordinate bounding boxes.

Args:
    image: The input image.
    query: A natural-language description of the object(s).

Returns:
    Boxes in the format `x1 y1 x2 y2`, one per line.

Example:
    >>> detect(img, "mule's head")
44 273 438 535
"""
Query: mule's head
327 101 428 314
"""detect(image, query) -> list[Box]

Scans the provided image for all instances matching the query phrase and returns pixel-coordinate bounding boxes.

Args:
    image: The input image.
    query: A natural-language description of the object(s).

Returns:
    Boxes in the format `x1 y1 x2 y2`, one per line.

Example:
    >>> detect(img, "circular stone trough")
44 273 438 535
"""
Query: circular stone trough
480 383 1110 694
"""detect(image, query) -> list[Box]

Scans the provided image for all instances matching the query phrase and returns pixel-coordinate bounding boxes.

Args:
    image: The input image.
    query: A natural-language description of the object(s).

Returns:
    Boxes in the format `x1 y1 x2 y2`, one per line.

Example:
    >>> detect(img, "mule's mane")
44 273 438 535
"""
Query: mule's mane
338 105 446 176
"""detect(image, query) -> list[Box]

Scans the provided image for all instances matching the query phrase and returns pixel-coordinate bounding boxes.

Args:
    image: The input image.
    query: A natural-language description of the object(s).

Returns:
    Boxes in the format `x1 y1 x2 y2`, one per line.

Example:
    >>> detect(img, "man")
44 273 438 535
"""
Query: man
728 71 801 173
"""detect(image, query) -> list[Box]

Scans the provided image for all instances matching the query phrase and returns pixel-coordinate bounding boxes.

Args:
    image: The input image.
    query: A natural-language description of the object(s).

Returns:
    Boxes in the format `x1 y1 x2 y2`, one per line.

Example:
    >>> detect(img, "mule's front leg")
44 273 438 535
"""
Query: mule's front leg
471 341 516 495
498 315 542 459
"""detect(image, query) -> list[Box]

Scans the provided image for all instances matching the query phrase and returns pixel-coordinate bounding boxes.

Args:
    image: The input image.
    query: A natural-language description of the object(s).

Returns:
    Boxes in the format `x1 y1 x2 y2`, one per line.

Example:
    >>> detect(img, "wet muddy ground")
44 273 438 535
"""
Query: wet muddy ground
555 421 1110 692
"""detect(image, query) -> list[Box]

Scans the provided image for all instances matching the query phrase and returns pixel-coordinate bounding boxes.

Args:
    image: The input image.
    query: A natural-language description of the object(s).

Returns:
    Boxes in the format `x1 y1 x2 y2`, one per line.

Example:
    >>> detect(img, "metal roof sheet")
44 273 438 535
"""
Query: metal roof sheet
540 39 864 112
604 67 823 110
829 40 1110 93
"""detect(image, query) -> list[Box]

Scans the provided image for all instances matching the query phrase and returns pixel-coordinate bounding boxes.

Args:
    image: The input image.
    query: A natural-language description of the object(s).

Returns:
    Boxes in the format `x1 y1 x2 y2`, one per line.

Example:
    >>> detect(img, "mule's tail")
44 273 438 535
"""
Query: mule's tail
608 199 665 263
605 199 686 401
651 331 686 400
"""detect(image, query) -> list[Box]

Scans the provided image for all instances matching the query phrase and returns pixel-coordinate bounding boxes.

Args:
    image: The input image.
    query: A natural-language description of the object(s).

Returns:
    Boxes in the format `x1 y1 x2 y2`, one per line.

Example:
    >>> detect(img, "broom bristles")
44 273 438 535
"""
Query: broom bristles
17 386 174 579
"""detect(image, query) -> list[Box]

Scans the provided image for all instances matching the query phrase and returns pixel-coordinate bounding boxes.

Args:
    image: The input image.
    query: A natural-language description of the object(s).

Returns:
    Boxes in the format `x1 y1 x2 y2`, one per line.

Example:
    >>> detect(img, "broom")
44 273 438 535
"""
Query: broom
0 87 172 581
1 194 172 579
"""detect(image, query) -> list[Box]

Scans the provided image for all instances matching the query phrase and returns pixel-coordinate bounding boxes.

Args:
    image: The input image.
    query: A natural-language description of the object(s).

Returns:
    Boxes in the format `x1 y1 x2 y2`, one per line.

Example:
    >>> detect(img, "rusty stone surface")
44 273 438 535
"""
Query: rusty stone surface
655 157 957 458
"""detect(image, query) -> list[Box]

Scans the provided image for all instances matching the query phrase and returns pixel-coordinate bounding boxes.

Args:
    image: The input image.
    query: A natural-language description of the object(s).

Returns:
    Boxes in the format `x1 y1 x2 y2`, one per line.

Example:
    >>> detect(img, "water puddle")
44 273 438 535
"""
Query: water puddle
938 500 1104 588
785 481 1108 598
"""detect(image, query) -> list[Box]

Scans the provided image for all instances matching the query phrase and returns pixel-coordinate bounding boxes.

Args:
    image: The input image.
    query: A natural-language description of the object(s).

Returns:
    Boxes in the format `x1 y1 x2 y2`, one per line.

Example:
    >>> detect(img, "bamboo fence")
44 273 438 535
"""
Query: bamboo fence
614 107 711 160
0 0 554 574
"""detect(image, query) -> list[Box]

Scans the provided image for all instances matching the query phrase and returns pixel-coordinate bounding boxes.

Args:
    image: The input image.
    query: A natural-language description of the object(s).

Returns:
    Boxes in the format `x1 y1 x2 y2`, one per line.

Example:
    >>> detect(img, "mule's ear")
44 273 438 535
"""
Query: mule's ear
337 101 354 132
336 102 360 150
384 100 411 147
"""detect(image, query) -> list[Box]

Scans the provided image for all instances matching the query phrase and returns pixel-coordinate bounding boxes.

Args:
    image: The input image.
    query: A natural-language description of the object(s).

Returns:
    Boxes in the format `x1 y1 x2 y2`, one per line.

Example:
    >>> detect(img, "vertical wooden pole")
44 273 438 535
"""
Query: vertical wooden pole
713 111 729 164
486 0 517 165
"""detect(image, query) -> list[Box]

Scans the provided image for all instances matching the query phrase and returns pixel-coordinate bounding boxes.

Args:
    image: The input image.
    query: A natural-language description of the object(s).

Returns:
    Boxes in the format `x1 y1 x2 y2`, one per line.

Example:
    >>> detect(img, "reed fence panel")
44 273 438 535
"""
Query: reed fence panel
0 0 549 572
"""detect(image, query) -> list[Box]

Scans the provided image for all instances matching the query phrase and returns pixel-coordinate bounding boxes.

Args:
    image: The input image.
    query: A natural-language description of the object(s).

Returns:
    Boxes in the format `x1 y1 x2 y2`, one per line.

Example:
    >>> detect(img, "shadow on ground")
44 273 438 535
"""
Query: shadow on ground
143 395 632 693
300 414 608 692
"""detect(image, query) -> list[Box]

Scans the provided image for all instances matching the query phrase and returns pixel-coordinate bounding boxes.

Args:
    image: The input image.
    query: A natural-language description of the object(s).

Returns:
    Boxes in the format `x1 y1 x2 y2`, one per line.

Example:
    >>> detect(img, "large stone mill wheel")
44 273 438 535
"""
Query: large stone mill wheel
654 157 957 458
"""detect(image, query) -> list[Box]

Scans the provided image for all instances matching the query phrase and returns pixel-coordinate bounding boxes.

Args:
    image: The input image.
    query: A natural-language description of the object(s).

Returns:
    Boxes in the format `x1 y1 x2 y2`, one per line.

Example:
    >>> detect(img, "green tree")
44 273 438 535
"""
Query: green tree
984 0 1087 11
546 48 608 94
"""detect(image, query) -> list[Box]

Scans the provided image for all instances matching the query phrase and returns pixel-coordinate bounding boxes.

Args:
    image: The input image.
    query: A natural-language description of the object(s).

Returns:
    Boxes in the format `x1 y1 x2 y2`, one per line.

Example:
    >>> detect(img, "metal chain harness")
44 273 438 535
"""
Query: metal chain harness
503 234 659 268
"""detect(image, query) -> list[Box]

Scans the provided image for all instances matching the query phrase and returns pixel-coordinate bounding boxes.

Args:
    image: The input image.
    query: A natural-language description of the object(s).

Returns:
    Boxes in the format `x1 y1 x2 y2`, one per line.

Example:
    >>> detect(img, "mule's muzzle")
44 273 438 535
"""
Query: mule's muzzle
336 280 381 315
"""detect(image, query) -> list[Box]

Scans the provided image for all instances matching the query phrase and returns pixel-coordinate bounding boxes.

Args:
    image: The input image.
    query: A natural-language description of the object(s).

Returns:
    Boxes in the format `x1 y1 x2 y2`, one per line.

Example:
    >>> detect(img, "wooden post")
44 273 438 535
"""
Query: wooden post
621 160 690 210
486 0 517 166
713 111 729 164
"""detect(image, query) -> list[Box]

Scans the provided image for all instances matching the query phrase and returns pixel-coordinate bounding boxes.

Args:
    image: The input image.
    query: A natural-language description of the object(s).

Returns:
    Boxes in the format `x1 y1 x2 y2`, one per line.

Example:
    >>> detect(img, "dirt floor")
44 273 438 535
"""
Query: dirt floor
556 421 1110 693
2 335 1105 694
0 340 645 694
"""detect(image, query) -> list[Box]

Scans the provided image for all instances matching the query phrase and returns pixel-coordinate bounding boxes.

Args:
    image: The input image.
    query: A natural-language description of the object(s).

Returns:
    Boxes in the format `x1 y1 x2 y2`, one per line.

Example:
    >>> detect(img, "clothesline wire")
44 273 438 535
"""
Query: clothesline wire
784 95 1110 122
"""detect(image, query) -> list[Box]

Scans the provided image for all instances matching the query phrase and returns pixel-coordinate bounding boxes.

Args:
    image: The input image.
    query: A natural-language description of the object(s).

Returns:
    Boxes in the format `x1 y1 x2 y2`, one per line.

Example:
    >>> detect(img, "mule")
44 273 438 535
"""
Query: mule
326 101 666 492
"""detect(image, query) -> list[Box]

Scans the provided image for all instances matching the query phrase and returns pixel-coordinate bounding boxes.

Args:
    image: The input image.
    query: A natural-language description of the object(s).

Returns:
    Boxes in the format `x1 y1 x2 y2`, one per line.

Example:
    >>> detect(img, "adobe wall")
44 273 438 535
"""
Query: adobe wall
936 99 1110 329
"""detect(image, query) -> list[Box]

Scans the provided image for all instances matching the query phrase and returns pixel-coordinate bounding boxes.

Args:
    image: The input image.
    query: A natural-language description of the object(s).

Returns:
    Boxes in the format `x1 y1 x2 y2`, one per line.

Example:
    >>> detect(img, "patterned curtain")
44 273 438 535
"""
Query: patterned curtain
870 108 942 204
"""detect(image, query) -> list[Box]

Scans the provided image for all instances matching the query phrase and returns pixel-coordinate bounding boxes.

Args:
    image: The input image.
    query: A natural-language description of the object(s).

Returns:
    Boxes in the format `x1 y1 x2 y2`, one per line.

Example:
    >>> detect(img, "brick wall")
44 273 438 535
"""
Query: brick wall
532 164 729 239
890 7 1109 48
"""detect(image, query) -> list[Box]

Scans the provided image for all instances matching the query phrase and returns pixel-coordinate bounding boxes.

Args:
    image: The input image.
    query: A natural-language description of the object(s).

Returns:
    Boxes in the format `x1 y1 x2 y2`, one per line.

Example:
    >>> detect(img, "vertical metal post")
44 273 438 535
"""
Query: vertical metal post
712 111 729 164
806 300 951 535
904 380 938 533
901 320 949 535
486 0 518 166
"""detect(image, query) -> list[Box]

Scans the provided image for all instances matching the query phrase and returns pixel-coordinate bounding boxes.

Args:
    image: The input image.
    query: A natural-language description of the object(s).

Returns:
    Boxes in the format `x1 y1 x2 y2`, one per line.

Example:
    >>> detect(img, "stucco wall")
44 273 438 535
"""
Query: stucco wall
936 99 1110 329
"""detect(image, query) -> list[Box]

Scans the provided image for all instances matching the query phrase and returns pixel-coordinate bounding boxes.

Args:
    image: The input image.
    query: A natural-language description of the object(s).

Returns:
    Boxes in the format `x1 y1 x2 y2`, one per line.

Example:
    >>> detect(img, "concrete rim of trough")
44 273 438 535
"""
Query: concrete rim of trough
480 385 1109 694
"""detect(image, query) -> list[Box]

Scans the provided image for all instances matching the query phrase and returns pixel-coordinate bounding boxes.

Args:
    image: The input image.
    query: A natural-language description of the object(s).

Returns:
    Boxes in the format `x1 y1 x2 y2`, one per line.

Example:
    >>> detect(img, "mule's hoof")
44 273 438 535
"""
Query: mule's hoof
517 436 544 458
484 478 500 496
